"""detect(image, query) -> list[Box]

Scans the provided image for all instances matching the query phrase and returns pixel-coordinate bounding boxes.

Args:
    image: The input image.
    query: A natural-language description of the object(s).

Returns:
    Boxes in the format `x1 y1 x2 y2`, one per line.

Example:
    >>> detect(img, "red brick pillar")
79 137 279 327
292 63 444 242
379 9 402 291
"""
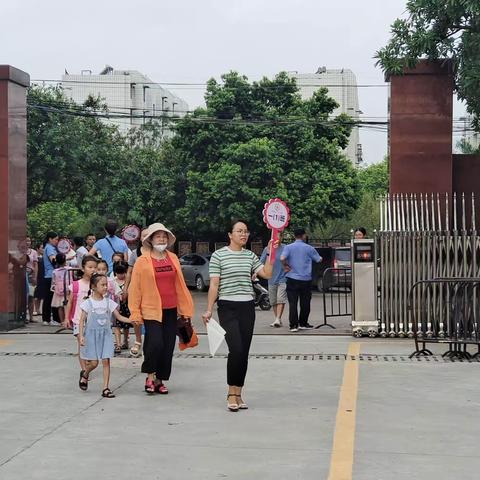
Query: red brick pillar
0 66 30 330
388 60 454 194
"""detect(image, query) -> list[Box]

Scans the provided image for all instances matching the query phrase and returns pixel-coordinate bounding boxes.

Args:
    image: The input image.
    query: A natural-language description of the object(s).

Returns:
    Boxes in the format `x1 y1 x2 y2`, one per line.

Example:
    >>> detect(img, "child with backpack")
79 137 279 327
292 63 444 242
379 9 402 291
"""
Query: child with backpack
51 253 70 326
65 255 99 371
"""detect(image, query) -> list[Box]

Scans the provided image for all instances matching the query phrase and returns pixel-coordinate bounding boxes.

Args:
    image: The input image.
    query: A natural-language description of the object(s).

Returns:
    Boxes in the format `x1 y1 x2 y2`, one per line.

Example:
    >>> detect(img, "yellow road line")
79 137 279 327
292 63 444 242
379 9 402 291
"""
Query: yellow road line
327 342 361 480
0 339 13 347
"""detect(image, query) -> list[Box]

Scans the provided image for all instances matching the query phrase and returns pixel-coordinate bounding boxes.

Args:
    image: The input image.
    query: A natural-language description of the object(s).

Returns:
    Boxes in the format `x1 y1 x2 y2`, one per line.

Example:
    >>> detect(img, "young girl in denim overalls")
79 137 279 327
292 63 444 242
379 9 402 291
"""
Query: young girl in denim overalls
78 273 131 398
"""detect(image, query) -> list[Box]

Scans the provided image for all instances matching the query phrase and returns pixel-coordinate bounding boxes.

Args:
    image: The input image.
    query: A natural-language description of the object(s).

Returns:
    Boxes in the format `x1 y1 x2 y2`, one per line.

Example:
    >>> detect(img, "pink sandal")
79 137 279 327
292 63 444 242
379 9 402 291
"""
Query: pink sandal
155 382 168 394
144 377 155 394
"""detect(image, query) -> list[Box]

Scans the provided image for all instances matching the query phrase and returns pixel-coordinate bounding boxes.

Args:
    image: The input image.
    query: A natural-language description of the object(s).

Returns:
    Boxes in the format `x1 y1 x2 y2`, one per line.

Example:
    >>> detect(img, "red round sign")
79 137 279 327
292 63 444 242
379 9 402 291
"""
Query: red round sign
57 238 73 254
121 225 141 242
263 198 290 231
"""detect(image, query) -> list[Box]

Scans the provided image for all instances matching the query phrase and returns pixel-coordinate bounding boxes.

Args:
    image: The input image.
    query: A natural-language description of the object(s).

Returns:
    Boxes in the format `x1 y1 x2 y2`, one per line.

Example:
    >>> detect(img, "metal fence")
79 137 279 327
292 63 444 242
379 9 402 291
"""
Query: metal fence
317 268 351 329
409 278 480 359
378 193 480 338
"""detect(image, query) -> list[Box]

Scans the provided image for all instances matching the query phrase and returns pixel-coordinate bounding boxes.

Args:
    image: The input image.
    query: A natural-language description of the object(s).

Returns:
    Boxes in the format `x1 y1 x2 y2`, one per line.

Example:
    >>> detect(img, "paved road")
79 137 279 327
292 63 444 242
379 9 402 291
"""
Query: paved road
14 290 353 336
1 333 479 480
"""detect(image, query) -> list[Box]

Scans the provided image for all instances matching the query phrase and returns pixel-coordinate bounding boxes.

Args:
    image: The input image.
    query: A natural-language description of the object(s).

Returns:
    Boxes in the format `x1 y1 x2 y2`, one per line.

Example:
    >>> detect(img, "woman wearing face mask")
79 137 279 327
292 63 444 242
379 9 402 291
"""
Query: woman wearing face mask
128 223 194 394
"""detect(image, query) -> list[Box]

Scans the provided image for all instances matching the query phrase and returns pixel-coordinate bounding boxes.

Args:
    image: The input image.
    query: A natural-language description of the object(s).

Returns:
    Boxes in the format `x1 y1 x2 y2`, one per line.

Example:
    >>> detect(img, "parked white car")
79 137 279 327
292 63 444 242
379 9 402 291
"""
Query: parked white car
179 253 211 291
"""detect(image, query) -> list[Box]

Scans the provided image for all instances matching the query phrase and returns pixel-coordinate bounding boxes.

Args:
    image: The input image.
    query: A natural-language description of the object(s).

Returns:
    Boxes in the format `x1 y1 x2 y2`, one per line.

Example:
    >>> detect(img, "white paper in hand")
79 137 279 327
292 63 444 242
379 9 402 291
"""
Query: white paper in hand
206 318 226 356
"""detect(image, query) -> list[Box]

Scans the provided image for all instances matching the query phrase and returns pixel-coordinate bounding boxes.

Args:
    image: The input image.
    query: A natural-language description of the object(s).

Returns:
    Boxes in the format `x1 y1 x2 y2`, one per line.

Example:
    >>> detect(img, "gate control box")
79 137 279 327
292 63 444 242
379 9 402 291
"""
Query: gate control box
351 239 378 337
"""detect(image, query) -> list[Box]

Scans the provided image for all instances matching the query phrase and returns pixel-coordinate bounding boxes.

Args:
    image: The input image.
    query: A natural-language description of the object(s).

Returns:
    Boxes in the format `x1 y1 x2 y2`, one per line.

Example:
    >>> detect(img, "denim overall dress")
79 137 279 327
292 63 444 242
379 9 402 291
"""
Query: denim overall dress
80 298 115 360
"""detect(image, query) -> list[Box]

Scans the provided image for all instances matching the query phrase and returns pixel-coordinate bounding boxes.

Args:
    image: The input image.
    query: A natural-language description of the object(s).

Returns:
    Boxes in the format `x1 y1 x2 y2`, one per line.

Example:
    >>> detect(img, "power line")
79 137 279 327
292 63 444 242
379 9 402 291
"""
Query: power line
25 103 392 131
19 100 476 124
31 78 390 89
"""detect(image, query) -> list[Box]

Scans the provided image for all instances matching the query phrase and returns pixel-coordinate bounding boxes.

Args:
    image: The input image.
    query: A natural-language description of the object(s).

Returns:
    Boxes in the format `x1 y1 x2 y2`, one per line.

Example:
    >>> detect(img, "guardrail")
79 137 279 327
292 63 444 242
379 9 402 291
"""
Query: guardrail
408 278 480 359
316 267 351 329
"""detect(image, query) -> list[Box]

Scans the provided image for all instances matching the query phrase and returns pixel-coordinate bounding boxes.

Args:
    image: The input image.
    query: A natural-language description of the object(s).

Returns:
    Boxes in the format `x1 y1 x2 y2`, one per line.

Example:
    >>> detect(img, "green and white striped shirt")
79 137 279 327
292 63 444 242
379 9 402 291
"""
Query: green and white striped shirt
209 247 263 301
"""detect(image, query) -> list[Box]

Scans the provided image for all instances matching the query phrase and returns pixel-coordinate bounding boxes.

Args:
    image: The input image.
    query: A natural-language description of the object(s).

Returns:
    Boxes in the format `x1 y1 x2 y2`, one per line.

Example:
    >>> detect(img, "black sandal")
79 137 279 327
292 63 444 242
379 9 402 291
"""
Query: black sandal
102 388 116 398
79 370 89 391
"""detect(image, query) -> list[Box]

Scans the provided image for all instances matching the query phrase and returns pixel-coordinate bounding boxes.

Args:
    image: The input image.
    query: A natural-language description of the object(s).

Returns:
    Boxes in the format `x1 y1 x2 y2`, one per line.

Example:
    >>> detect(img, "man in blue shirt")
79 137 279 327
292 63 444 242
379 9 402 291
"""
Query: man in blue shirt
260 235 287 328
280 228 322 331
42 231 60 326
89 220 129 274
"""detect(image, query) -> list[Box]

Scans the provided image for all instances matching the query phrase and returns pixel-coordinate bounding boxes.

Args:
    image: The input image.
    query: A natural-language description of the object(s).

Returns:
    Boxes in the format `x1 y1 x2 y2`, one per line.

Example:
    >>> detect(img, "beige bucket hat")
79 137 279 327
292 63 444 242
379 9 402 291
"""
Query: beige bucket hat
142 223 176 247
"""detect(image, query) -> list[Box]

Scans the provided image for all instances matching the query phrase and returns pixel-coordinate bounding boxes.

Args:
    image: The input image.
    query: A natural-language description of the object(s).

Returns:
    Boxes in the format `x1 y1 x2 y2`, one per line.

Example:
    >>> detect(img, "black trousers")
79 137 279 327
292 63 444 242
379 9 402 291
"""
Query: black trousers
41 278 59 324
142 308 177 380
286 278 312 328
218 300 255 387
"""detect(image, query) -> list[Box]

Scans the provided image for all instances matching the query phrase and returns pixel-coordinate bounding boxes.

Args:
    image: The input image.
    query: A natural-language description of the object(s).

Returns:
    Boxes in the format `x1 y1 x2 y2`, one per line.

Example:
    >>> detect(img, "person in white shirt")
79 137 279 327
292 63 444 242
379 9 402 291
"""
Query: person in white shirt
74 236 89 268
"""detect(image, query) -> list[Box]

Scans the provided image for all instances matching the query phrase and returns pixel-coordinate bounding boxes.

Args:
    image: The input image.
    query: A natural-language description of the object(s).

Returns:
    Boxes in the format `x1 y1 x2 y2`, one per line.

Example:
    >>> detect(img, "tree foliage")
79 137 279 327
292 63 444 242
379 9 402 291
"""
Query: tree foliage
357 157 389 197
173 71 360 238
27 86 124 213
106 140 186 227
316 158 389 239
376 0 480 130
27 74 362 242
457 137 480 154
27 86 181 235
27 201 90 241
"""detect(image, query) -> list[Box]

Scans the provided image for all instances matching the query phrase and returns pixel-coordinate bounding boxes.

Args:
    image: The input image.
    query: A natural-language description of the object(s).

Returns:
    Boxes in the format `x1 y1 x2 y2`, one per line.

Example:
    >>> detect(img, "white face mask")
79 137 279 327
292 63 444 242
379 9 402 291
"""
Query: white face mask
153 244 168 253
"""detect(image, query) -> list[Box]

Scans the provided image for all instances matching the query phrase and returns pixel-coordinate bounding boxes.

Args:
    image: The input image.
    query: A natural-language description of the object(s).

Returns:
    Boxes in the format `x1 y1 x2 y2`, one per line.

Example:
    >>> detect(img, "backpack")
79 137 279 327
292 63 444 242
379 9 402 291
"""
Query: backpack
52 268 67 297
69 280 80 321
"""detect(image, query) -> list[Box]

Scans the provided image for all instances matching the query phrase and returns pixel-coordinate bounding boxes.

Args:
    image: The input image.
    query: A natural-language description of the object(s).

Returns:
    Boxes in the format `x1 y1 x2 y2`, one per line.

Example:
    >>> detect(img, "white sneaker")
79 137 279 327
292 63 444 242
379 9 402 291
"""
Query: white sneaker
49 321 61 326
42 321 49 326
289 327 298 332
270 319 283 328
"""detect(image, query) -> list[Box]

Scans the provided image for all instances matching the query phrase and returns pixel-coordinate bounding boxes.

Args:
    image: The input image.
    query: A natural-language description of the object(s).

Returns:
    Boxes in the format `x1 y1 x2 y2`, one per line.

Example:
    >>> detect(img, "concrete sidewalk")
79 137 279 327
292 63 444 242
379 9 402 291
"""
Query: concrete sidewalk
1 334 479 480
8 290 353 336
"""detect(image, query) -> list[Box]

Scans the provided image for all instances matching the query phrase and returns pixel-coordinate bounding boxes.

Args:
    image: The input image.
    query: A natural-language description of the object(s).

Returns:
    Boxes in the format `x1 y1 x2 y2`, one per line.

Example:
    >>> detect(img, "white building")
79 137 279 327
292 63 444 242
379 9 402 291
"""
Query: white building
289 67 362 164
61 66 188 136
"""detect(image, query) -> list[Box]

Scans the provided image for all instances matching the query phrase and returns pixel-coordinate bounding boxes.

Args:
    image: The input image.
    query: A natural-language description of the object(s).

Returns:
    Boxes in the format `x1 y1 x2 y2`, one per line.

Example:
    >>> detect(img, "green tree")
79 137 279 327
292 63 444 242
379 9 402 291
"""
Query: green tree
357 157 389 197
106 139 186 228
457 137 480 154
316 158 389 239
27 86 125 213
27 201 91 241
173 71 360 238
376 0 480 130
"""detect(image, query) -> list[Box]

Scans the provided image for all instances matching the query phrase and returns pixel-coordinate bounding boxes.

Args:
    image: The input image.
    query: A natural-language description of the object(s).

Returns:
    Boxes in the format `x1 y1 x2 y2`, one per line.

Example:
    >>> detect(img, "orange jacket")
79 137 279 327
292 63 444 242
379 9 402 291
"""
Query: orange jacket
128 250 194 323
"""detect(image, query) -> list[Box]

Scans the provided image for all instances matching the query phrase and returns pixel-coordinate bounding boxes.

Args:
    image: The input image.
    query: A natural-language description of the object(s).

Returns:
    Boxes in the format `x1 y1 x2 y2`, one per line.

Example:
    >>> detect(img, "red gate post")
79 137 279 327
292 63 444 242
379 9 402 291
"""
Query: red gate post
387 60 454 195
0 65 30 330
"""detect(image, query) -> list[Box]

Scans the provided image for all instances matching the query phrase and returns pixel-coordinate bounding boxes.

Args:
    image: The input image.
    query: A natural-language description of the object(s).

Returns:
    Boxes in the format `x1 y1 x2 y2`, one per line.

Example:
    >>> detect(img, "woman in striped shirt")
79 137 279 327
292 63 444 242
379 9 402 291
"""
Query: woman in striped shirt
203 221 273 412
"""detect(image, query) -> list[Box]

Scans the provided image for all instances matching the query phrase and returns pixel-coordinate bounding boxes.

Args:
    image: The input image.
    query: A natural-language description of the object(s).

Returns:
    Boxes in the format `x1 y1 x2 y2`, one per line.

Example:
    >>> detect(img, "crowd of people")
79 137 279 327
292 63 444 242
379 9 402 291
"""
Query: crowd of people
24 219 365 409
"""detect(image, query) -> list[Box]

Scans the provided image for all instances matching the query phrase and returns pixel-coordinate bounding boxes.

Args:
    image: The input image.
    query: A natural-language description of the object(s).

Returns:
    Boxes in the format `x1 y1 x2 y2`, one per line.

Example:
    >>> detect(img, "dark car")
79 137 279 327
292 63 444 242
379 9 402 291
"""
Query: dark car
312 246 351 291
179 253 211 291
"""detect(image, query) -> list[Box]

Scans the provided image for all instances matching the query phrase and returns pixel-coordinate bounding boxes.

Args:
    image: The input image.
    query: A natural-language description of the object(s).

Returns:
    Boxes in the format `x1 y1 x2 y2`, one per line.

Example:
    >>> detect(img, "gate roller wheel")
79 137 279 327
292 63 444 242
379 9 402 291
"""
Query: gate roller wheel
352 328 363 338
367 329 377 338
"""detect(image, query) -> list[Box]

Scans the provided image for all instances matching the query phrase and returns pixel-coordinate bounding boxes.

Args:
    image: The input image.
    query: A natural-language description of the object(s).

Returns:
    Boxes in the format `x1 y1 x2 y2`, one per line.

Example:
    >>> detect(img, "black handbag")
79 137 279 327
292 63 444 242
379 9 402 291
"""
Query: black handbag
177 316 193 344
